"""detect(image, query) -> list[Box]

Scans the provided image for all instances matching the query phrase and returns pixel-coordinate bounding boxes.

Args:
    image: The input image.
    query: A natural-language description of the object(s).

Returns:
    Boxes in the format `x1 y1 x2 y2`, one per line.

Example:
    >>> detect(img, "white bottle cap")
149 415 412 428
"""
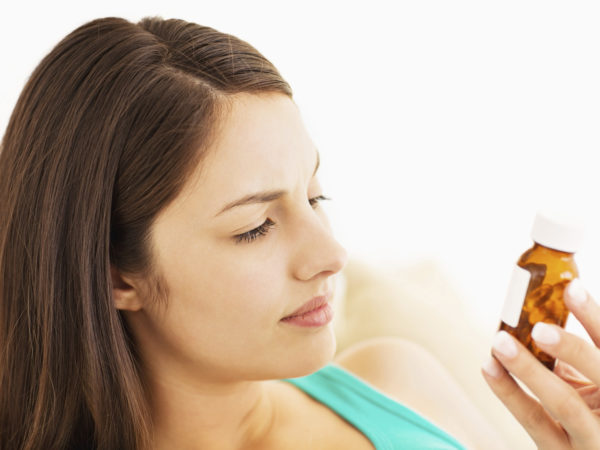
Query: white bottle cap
530 210 585 253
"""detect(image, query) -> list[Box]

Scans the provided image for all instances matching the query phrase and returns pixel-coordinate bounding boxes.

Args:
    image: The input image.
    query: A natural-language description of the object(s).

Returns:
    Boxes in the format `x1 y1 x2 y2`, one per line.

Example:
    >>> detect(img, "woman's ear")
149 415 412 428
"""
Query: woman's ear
110 265 143 311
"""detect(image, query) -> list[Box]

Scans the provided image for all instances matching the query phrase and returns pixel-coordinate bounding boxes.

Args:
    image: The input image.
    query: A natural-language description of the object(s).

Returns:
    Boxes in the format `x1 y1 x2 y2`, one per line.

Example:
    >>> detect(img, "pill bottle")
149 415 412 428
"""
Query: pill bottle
498 210 584 370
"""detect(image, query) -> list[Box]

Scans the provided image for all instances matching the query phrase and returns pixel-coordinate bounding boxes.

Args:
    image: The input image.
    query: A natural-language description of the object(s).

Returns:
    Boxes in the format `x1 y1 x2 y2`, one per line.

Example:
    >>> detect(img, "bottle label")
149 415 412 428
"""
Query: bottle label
501 265 532 328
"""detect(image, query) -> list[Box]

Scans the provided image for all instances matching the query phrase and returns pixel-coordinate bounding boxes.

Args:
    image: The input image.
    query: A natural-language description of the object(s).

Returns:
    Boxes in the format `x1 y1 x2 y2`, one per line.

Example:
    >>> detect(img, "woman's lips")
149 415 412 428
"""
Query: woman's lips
280 294 334 327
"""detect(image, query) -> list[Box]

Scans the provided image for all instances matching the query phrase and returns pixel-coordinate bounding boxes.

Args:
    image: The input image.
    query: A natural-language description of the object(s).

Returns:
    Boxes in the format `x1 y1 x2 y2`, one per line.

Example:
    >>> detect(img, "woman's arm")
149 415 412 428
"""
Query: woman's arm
334 336 510 450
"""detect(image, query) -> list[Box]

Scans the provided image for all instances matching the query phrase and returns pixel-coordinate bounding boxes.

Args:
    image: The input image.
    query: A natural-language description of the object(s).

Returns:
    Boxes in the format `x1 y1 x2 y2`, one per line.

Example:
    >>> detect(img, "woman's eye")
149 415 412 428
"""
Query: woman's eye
234 218 276 244
308 195 330 208
233 195 331 244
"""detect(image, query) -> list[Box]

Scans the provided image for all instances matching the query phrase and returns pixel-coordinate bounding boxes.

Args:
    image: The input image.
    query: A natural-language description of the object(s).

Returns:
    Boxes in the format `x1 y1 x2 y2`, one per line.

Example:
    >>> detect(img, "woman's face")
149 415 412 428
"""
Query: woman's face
124 93 348 384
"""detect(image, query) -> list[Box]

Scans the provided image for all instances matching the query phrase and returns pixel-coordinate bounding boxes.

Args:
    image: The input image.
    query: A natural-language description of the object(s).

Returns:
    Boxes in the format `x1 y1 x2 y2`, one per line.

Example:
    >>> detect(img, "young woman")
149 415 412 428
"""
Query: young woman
0 16 503 450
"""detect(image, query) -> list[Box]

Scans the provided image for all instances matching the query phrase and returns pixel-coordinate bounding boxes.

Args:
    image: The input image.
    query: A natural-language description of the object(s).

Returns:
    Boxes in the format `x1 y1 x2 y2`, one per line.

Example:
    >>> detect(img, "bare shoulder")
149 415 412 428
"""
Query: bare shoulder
333 336 441 398
334 337 508 450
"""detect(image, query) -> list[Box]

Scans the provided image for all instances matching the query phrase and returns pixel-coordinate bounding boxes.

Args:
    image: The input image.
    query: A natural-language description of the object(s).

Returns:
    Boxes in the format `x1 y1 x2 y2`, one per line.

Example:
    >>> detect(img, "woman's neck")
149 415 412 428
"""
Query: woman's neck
147 371 280 450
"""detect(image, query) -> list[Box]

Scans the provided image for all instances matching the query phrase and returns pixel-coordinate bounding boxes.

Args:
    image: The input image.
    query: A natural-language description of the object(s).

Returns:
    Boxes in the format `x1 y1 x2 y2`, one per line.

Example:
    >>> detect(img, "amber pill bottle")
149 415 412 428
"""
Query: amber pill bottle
498 211 584 370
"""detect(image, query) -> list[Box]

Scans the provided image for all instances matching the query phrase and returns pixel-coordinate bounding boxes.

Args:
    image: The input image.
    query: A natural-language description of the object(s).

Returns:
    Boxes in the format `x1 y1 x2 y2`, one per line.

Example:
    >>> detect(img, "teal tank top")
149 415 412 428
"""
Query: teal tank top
282 363 467 450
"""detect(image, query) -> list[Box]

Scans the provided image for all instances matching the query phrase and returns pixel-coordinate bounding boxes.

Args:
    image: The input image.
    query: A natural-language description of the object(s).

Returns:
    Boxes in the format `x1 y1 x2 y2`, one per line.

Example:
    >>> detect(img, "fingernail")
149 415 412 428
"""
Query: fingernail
531 322 560 345
492 331 518 358
482 355 503 378
566 278 587 306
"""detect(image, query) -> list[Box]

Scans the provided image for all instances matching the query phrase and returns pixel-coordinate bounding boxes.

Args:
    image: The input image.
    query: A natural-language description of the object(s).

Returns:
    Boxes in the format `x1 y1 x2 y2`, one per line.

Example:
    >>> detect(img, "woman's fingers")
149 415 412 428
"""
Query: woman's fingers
482 355 568 448
576 385 600 411
564 279 600 348
554 360 593 389
532 323 600 388
489 331 600 443
483 280 600 448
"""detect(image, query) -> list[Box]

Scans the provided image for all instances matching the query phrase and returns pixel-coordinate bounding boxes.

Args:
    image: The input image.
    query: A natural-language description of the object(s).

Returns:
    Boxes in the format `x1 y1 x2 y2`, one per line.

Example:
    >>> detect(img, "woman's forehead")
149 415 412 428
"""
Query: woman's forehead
160 93 318 221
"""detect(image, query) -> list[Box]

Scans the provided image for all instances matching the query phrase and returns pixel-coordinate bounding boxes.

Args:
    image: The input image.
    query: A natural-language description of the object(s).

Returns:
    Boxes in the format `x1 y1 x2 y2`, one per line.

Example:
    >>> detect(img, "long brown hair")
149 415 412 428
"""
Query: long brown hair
0 16 291 450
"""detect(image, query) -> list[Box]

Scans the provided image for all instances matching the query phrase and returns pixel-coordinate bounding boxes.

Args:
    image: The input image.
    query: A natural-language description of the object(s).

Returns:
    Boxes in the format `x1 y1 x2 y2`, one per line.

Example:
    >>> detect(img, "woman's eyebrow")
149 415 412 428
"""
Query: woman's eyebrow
214 150 320 218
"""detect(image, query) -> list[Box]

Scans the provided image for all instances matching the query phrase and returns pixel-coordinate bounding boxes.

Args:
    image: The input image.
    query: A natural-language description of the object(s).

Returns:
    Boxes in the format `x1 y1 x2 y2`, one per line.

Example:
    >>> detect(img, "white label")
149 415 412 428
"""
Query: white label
501 265 532 328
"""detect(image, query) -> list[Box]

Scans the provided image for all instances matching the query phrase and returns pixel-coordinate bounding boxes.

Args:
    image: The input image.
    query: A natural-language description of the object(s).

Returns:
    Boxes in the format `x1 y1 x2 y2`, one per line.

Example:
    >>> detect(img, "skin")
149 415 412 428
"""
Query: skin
112 92 497 449
483 279 600 449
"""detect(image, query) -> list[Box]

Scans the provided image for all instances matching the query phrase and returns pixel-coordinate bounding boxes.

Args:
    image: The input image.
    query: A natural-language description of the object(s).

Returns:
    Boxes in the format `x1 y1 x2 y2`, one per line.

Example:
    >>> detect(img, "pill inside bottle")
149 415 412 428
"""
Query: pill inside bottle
498 210 584 370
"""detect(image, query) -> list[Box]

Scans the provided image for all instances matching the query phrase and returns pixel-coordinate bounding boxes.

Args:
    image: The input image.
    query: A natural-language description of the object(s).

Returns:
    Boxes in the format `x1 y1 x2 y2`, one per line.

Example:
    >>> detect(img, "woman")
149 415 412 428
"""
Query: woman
0 16 500 449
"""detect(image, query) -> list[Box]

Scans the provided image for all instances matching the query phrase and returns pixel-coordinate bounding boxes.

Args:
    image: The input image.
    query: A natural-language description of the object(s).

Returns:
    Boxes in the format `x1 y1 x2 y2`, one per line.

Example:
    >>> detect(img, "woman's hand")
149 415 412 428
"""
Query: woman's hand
482 279 600 449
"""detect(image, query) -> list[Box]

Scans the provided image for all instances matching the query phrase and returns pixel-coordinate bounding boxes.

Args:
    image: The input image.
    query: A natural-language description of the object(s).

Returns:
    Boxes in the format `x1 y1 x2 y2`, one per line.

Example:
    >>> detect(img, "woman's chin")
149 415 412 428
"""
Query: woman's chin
278 325 337 379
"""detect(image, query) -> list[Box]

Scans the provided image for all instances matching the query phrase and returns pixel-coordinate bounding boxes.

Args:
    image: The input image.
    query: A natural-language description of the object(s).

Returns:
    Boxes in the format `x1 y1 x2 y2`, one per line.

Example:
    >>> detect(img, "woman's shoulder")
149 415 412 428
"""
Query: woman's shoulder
333 336 505 450
333 336 439 399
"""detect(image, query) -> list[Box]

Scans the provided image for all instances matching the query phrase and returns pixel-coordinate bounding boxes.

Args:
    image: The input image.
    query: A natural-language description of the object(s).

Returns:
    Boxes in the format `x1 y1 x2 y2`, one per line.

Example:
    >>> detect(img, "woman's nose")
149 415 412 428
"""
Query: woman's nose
291 209 349 281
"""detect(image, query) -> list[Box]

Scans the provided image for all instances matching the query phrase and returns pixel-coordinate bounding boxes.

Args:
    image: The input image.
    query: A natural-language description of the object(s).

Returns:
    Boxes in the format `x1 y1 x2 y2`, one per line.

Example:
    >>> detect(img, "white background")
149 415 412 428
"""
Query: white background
2 1 599 335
